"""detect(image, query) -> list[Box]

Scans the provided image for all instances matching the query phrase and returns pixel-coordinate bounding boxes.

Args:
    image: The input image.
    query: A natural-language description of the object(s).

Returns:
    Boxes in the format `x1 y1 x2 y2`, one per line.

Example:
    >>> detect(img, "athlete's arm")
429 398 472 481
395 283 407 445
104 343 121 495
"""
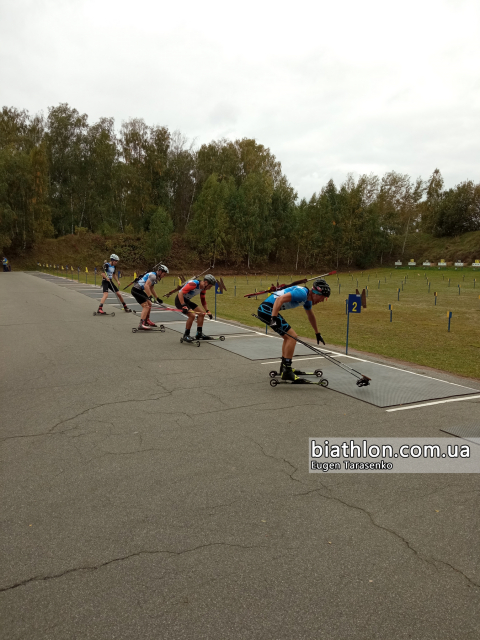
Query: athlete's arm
305 308 319 333
272 293 292 317
144 282 153 298
200 291 208 313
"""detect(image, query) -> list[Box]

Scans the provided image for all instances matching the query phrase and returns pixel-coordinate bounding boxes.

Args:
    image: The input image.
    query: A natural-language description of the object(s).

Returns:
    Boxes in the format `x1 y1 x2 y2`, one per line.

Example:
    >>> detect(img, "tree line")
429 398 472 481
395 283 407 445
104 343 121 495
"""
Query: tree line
1 104 479 269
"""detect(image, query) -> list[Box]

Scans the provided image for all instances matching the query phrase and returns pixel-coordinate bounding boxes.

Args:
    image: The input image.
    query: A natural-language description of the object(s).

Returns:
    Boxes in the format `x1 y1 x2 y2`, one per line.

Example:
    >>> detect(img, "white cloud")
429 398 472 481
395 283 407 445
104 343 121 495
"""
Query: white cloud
1 0 479 197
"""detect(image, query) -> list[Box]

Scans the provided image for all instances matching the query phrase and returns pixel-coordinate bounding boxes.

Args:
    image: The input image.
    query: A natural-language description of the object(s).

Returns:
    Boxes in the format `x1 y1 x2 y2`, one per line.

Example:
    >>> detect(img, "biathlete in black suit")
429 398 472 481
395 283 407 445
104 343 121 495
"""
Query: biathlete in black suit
97 254 131 314
175 274 217 342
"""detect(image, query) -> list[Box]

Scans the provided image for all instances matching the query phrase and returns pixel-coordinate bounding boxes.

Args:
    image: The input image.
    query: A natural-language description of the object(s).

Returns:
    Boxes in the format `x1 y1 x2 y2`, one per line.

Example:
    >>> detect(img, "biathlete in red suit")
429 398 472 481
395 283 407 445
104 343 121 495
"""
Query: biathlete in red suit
175 274 217 342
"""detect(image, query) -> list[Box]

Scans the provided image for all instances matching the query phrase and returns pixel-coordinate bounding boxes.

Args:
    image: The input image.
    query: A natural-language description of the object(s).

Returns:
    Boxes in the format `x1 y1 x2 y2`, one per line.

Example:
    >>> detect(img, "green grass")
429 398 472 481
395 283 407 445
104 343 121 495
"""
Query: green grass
37 266 480 379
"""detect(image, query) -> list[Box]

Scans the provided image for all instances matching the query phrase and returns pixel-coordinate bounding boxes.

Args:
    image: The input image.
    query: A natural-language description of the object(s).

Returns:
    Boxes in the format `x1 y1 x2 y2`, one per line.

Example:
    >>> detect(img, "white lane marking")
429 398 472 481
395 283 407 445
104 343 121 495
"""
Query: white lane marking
386 395 480 411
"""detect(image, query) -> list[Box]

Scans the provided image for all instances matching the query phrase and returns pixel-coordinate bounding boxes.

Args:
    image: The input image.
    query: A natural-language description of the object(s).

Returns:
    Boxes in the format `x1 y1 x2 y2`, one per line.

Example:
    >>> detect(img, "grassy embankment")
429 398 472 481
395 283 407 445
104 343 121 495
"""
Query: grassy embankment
11 229 480 272
37 265 480 379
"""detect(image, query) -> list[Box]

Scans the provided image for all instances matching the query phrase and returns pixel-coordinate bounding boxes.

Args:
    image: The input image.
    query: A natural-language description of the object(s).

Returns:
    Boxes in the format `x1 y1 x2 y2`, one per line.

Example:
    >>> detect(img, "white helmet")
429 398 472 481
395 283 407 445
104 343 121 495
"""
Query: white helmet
158 264 169 274
110 254 119 261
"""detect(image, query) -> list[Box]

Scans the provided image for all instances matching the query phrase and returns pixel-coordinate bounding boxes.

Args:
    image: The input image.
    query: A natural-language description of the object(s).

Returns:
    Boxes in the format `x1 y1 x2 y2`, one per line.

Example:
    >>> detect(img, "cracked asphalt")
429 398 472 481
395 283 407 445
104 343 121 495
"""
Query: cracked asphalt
1 272 479 640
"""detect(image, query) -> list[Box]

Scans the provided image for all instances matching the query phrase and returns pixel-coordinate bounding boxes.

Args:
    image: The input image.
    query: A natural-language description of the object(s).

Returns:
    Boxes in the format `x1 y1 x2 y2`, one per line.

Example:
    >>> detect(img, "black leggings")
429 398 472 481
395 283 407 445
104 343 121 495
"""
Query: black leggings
257 302 291 336
131 287 150 304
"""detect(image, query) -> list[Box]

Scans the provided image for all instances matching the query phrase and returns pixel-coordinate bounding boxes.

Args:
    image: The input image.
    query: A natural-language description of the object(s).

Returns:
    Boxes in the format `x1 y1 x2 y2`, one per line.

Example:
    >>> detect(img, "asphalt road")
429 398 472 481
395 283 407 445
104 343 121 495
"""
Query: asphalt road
1 272 479 640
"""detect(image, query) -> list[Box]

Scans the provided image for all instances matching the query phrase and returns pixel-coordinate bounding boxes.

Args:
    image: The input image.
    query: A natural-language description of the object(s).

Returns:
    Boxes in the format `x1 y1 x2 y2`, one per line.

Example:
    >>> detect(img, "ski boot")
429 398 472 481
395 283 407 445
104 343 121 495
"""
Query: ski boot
96 307 107 315
182 333 195 342
123 305 132 313
195 332 213 340
145 318 157 327
281 368 309 384
280 361 308 376
137 320 154 331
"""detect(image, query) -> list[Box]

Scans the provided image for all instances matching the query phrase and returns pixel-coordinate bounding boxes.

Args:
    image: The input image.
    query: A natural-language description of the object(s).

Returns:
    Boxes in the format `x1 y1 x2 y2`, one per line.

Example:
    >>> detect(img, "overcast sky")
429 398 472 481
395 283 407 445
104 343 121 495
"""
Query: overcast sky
1 0 479 198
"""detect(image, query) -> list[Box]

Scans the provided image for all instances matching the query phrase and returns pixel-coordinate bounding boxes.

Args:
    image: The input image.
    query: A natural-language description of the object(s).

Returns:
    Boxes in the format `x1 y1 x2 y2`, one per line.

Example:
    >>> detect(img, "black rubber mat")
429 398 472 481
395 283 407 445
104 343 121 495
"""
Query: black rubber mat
139 311 185 322
208 335 322 357
209 339 479 407
292 362 477 408
440 424 480 444
165 321 258 335
79 291 106 297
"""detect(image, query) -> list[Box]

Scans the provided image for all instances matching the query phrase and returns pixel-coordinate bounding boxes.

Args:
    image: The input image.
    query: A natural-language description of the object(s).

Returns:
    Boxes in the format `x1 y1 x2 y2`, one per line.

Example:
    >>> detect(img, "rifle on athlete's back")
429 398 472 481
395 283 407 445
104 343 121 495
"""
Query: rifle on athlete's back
163 266 213 298
122 262 164 291
243 270 337 298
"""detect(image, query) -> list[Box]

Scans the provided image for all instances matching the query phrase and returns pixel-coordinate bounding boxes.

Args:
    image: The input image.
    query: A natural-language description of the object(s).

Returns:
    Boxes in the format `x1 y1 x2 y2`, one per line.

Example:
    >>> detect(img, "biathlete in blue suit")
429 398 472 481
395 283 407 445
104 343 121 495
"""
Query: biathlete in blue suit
257 278 331 382
131 265 169 330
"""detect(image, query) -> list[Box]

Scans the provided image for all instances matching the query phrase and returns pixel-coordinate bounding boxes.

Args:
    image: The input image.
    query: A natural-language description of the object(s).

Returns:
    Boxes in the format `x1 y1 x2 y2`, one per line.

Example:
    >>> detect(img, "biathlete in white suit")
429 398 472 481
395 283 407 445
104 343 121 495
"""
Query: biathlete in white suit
131 265 169 330
175 274 217 342
257 278 331 382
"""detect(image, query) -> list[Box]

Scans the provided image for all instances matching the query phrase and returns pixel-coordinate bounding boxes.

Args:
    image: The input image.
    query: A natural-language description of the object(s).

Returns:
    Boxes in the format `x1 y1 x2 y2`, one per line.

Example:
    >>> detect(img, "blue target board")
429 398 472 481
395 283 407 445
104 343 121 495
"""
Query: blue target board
348 294 362 313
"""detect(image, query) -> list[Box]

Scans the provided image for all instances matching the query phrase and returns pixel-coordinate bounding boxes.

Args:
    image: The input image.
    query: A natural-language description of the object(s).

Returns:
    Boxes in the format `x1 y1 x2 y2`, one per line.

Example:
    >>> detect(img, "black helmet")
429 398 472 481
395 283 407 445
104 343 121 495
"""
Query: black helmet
311 278 331 297
204 274 216 285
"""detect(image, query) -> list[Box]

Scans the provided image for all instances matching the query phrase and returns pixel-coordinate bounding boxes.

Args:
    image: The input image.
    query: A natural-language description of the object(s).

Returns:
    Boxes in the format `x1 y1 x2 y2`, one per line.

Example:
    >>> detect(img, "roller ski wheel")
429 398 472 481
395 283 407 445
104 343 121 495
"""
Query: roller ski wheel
269 370 279 378
180 336 201 346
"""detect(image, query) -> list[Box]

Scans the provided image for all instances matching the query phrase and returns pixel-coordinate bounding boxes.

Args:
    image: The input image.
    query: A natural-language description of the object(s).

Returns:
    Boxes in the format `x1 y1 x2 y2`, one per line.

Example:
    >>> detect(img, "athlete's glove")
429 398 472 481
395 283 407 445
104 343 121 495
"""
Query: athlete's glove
181 305 189 315
316 332 325 345
206 310 213 320
270 316 281 329
156 298 163 304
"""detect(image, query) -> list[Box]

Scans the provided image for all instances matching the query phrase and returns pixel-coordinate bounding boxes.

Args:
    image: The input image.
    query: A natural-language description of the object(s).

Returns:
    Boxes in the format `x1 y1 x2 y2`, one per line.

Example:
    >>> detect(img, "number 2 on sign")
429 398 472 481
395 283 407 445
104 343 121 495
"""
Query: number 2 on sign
352 302 357 312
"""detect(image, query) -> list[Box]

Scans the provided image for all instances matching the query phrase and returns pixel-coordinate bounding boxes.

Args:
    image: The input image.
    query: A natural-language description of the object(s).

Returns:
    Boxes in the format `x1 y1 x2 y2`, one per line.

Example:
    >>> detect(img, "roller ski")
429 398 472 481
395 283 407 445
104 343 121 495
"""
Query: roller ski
270 377 329 388
93 309 115 317
195 332 225 342
269 362 323 379
270 367 328 388
180 334 200 347
132 320 165 333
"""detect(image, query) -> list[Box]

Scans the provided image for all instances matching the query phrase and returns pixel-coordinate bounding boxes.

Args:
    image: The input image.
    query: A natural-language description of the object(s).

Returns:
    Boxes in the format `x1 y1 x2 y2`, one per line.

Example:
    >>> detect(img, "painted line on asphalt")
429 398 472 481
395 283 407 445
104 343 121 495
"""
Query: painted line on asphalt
386 395 480 412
